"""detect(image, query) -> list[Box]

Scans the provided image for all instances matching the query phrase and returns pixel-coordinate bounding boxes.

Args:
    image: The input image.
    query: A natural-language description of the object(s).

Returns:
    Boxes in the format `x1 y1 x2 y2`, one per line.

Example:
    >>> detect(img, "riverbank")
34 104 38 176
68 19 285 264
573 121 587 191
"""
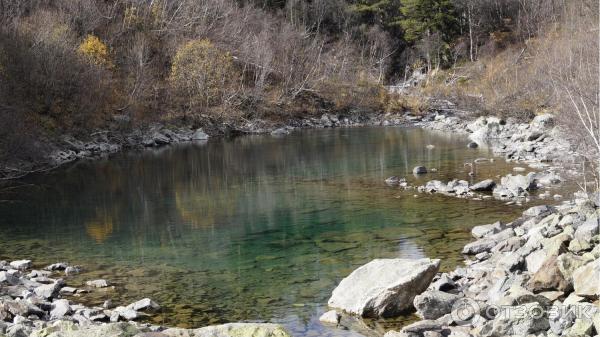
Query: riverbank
1 99 577 184
0 108 409 180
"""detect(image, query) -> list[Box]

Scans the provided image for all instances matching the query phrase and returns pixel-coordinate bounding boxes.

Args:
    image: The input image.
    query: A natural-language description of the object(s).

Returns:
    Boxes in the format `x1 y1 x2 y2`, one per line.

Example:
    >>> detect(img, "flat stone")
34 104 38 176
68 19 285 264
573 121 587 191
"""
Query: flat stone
59 287 78 295
401 320 443 334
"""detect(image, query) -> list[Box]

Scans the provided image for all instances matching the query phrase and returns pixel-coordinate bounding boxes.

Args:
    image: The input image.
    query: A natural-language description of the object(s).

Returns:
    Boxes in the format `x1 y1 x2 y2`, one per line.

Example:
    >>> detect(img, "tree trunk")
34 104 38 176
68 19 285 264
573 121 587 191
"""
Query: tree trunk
468 2 474 62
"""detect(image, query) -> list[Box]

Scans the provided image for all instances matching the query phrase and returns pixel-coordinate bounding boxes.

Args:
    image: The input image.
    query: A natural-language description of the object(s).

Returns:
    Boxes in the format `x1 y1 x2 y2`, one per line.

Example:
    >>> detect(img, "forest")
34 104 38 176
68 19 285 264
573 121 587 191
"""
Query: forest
0 0 598 171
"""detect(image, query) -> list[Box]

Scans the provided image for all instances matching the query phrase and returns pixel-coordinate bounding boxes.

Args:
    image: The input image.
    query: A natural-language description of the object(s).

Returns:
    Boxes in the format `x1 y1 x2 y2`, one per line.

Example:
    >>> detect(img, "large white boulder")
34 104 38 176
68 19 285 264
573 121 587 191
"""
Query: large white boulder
327 258 440 317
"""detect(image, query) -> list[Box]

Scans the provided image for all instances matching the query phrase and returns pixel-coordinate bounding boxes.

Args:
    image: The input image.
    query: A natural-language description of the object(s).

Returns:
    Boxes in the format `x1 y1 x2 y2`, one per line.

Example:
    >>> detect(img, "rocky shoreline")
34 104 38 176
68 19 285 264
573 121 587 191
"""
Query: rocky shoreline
318 113 600 337
385 112 575 206
0 259 292 337
377 197 599 337
22 111 410 179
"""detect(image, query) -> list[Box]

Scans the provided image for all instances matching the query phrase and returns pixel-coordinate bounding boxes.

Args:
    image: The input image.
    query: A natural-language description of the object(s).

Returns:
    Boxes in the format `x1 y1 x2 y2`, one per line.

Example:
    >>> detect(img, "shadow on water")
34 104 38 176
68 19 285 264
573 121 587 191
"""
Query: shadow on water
0 127 528 336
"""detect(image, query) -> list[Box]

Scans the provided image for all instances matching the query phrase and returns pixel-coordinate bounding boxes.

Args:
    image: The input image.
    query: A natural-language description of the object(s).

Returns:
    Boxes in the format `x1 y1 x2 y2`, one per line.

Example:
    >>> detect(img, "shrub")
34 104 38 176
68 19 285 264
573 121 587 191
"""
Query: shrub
170 39 236 111
78 34 111 67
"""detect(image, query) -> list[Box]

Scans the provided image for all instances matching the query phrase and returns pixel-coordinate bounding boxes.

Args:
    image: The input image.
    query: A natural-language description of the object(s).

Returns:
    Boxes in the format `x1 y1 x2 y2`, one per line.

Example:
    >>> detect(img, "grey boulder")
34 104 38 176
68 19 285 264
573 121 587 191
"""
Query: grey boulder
327 258 440 317
413 290 461 320
191 129 209 140
470 179 496 192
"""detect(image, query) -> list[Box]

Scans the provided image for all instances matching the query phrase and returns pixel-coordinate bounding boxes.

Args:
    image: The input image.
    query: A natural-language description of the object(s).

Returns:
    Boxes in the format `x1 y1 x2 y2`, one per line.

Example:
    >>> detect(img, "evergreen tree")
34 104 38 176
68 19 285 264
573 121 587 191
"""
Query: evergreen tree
348 0 402 28
399 0 459 43
399 0 459 70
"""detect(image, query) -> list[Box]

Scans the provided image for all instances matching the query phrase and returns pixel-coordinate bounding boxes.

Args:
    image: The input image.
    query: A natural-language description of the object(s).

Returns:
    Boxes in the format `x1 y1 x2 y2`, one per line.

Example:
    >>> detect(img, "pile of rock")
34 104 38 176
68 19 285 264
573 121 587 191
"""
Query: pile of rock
0 260 158 335
386 169 562 203
492 171 563 200
383 199 600 337
0 259 290 337
419 180 472 197
419 113 575 164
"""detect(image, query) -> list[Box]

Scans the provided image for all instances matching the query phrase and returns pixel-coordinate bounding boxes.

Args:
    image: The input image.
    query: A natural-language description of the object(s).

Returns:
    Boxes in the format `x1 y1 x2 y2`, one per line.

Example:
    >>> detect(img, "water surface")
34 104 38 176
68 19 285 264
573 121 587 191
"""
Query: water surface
0 127 526 336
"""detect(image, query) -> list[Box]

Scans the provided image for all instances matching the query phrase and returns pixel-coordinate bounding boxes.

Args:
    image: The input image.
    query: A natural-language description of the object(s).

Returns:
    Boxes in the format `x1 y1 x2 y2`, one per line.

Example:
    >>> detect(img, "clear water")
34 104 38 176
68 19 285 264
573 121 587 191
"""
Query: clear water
0 127 527 336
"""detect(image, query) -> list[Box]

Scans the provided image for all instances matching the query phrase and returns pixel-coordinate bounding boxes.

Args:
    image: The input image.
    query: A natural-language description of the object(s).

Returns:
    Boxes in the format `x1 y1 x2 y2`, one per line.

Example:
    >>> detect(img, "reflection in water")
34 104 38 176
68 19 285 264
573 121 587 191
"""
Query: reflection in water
85 210 114 243
0 127 525 336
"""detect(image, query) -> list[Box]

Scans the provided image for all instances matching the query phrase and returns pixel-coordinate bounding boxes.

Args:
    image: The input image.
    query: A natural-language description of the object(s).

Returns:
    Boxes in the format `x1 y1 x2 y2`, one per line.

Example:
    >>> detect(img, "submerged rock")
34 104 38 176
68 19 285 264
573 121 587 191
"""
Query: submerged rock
46 262 68 271
413 166 428 175
327 258 440 317
86 279 109 288
385 176 402 186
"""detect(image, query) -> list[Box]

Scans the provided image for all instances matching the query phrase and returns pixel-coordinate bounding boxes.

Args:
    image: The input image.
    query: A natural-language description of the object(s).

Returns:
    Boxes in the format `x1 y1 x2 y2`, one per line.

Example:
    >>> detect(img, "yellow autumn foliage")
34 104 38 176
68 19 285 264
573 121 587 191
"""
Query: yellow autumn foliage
170 39 235 108
78 35 111 67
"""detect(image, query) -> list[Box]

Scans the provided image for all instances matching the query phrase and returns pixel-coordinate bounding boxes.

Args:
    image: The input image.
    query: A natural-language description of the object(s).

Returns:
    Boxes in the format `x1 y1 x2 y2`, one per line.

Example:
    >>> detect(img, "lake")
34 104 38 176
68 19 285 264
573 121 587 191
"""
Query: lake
0 127 526 336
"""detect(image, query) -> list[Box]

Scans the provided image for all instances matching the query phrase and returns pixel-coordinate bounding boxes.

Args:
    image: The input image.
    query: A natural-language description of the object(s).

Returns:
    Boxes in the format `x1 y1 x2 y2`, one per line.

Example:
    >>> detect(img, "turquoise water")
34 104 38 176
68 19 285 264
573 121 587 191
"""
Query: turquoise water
0 127 525 336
